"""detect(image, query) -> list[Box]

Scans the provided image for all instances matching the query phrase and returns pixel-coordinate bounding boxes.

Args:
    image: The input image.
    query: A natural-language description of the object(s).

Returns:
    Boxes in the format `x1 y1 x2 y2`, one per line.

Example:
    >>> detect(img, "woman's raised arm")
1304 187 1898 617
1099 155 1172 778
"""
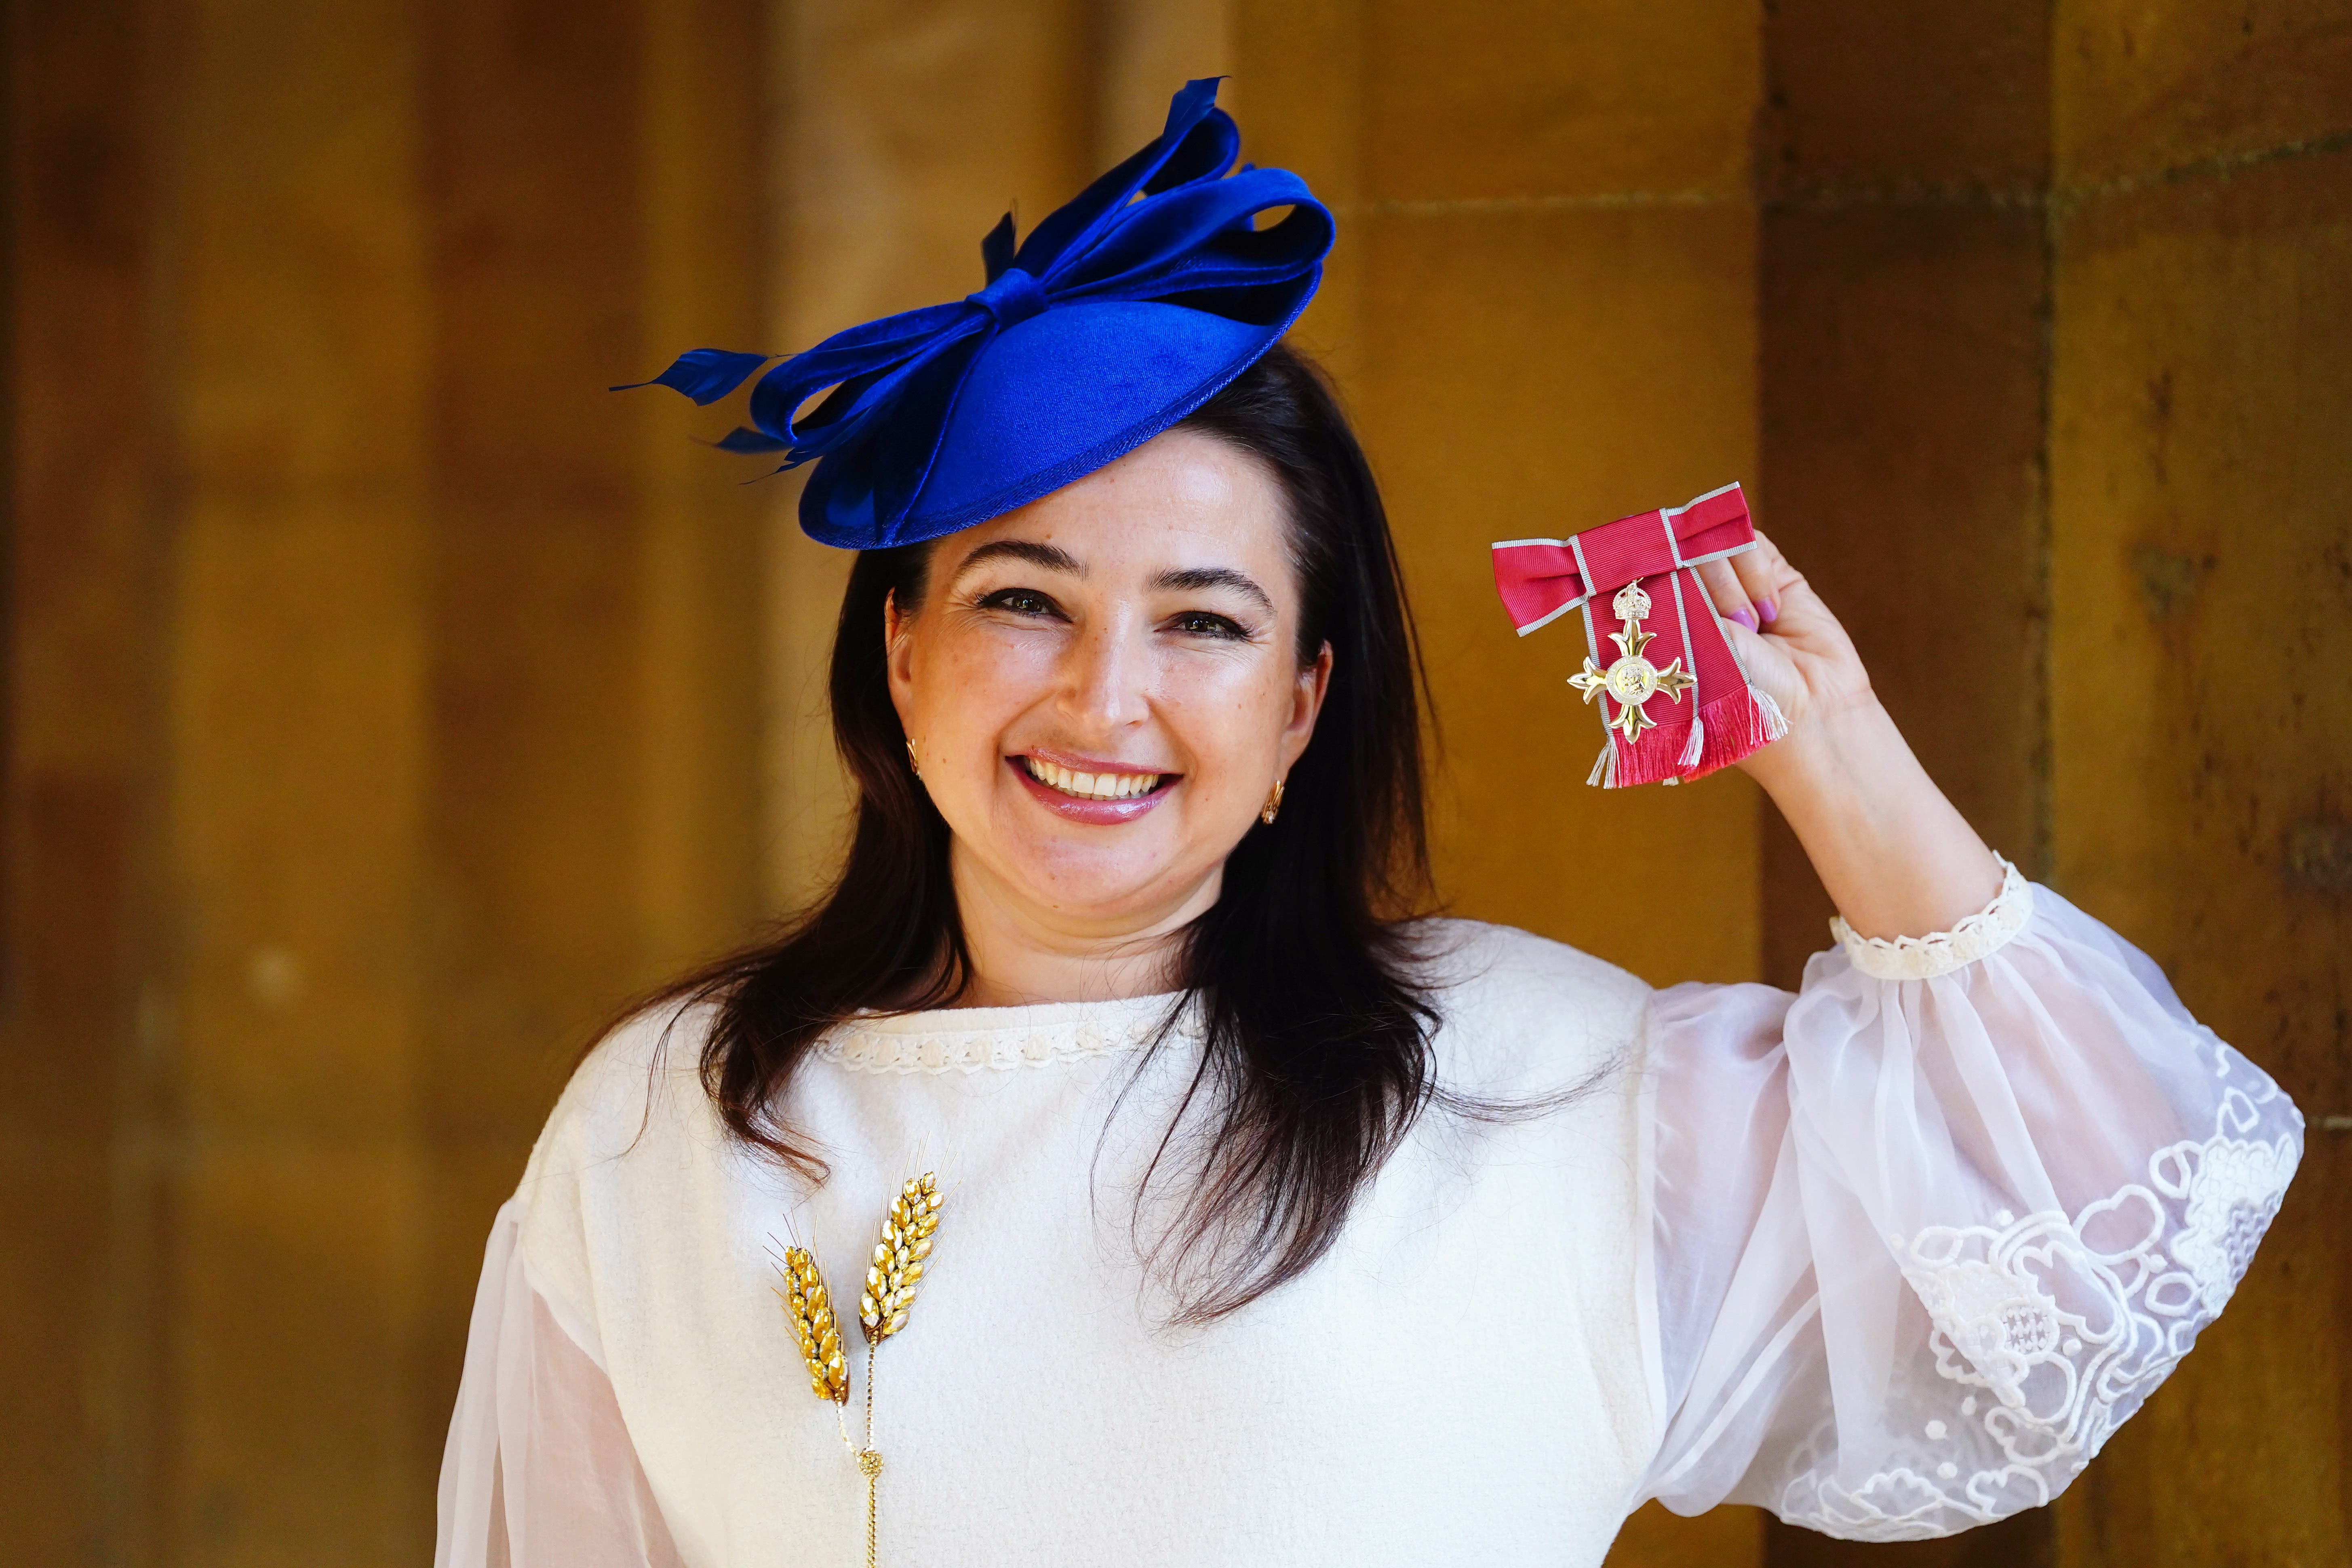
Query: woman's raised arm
1697 530 2002 940
1625 545 2301 1536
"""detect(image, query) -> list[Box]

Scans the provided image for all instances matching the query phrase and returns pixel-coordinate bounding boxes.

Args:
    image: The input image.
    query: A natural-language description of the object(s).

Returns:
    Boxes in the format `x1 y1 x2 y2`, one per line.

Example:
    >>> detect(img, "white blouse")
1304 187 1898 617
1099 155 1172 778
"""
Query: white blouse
436 866 2301 1566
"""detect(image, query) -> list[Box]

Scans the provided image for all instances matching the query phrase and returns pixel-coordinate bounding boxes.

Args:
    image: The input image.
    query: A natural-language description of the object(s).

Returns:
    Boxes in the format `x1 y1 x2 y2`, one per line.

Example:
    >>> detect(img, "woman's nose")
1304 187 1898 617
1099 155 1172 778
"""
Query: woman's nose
1058 616 1148 733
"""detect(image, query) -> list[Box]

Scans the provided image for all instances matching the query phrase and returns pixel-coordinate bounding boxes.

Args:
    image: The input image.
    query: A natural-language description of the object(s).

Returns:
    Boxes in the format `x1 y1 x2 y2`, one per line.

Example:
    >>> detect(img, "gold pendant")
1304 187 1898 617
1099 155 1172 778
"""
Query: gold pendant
856 1448 885 1568
775 1172 945 1568
1567 581 1695 740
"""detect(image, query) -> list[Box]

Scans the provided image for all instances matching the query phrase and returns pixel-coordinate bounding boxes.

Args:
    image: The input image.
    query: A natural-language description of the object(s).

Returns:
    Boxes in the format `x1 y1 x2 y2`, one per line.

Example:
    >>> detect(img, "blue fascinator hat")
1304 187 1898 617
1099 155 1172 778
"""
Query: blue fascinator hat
620 78 1333 551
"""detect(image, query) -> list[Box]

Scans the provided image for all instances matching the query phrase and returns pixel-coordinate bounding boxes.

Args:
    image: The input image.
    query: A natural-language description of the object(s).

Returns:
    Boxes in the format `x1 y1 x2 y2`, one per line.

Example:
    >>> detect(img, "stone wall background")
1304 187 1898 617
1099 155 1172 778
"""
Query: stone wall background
2 1 2343 1564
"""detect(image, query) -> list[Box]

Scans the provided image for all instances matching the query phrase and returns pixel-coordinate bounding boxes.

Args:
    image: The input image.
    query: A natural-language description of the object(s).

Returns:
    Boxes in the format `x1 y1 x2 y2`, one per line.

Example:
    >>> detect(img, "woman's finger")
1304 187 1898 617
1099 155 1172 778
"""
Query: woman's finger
1695 558 1758 629
1734 531 1792 627
1729 547 1780 627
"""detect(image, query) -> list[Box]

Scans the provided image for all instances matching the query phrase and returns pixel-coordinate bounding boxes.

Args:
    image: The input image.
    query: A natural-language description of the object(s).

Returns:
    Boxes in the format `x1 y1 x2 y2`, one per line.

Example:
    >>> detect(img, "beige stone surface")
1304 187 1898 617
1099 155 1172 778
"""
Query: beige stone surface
2045 148 2352 1568
1763 7 2352 1564
165 1 433 1559
173 1147 429 1564
1756 205 2051 986
636 0 770 977
1764 0 2050 193
171 501 428 1133
2055 0 2352 185
1 0 771 1559
1097 0 1237 161
1364 0 1759 202
1770 1514 2057 1567
2 0 172 1553
1235 0 1368 384
1613 1500 1767 1565
1359 200 1761 984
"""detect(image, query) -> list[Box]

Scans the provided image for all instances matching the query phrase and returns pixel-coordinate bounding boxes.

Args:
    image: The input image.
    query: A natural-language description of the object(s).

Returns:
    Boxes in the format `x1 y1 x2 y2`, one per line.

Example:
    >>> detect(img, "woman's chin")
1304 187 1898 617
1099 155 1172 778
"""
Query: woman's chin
986 836 1218 929
950 773 1235 927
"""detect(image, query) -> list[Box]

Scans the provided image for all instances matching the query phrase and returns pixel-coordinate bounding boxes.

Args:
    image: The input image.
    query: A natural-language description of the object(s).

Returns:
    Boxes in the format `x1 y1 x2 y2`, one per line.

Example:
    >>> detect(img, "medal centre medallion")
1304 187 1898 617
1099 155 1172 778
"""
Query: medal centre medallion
1567 579 1697 741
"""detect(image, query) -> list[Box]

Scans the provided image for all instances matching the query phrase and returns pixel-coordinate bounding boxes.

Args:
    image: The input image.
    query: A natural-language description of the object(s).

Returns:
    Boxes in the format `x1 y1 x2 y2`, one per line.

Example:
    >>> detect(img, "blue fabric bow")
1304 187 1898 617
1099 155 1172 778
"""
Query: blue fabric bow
616 78 1334 550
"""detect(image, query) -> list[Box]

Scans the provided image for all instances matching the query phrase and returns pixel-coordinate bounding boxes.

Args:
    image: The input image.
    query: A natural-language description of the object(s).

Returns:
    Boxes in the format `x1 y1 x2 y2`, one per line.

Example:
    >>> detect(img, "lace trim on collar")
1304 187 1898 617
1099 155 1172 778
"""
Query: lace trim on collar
1829 857 2034 981
816 995 1191 1075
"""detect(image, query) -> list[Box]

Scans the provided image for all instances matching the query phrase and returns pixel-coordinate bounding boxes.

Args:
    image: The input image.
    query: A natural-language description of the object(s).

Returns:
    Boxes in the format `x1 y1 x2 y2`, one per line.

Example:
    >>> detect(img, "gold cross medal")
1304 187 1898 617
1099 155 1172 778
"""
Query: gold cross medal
1567 582 1695 740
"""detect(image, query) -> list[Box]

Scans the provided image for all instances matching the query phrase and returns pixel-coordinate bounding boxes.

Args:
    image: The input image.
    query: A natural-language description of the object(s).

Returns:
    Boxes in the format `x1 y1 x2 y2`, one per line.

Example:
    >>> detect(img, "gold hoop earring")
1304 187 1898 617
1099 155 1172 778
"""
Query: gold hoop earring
1259 778 1285 825
906 738 920 778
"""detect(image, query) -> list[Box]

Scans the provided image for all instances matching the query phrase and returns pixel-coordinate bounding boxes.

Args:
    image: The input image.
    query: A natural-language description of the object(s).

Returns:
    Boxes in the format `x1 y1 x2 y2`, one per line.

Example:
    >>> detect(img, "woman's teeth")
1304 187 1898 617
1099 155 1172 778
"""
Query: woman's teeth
1024 757 1165 800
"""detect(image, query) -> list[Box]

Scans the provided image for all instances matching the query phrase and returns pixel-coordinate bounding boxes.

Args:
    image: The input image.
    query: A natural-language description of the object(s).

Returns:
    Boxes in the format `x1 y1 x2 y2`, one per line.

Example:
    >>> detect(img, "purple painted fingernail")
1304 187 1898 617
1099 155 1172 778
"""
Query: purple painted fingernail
1757 597 1779 626
1730 606 1758 631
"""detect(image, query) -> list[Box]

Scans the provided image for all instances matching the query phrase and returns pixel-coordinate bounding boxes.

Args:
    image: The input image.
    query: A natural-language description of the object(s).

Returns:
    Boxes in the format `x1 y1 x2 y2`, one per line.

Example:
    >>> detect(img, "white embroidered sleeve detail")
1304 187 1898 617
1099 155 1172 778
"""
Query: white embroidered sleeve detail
1637 881 2301 1542
1828 857 2033 980
1774 1035 2296 1537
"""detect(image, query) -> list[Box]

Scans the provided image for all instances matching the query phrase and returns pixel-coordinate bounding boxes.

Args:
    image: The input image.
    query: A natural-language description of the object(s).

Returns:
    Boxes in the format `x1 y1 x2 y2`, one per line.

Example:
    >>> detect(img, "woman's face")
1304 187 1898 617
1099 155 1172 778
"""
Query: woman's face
886 427 1330 937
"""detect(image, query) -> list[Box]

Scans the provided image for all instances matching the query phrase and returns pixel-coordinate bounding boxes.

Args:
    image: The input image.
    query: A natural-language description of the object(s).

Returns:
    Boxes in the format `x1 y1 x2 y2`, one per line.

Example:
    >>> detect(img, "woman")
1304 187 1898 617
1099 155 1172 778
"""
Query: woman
438 82 2300 1566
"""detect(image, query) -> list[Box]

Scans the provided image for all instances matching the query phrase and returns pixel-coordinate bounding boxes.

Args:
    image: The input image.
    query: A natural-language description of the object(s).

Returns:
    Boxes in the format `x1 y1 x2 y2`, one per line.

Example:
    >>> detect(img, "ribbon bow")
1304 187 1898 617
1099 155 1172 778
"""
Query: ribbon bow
615 78 1332 548
1492 484 1786 787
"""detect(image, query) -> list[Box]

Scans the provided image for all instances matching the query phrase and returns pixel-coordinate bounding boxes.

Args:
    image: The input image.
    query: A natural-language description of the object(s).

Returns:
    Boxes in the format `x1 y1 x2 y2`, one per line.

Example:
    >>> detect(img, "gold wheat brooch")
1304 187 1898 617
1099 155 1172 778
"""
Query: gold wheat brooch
773 1172 945 1568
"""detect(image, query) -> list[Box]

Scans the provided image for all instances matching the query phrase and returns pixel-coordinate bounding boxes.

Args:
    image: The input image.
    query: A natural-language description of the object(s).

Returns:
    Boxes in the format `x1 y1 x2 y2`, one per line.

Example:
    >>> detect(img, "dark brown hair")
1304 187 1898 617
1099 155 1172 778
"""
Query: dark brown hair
652 343 1441 1322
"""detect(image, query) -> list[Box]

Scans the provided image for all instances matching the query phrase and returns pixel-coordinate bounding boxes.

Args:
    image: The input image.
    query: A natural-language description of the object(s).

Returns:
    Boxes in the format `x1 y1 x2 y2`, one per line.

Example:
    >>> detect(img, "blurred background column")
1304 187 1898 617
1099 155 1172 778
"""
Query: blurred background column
2043 4 2351 1564
4 0 767 1558
1755 0 2054 990
3 0 175 1560
1756 3 2352 1566
166 0 434 1558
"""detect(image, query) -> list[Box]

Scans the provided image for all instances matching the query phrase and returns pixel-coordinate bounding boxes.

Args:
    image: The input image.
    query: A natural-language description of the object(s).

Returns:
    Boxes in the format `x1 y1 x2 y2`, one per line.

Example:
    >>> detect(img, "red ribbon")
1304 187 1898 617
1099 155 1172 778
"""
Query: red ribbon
1491 483 1781 787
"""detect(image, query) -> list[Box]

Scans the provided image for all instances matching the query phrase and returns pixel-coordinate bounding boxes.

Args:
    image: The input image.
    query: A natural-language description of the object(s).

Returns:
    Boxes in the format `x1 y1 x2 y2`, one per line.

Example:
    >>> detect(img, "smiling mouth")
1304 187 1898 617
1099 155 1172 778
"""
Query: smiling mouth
1020 756 1170 801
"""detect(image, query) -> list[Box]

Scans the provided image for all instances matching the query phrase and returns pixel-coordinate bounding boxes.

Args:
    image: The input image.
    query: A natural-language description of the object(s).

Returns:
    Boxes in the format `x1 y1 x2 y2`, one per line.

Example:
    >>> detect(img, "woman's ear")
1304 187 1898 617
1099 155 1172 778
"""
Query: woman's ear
884 588 917 722
1282 640 1334 766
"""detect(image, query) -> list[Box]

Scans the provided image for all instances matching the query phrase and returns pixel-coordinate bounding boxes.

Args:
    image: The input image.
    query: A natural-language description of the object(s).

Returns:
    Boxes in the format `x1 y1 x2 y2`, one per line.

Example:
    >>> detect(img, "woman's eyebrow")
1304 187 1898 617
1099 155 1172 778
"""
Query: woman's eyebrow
1153 565 1274 614
954 539 1084 578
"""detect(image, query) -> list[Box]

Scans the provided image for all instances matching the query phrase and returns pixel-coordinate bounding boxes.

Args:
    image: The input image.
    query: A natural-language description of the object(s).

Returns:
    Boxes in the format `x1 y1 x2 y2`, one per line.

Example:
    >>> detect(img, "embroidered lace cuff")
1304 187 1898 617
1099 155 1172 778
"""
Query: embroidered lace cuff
1829 857 2032 981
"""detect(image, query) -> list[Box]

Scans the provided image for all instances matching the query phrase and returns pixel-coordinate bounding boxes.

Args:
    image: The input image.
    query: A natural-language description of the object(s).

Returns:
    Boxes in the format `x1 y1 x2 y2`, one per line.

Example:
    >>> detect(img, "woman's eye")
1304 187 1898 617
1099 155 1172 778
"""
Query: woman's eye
978 588 1061 618
1168 611 1248 640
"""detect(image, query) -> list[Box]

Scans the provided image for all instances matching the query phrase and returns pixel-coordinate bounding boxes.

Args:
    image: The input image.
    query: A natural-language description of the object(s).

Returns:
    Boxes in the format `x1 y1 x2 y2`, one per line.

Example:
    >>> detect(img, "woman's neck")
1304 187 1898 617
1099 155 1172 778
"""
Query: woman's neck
946 847 1220 1008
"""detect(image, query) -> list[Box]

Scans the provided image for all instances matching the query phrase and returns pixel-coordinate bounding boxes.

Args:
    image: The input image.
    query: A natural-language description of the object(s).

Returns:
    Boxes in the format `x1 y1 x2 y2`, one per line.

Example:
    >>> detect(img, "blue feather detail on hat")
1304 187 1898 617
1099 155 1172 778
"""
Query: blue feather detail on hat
619 78 1334 550
609 347 776 405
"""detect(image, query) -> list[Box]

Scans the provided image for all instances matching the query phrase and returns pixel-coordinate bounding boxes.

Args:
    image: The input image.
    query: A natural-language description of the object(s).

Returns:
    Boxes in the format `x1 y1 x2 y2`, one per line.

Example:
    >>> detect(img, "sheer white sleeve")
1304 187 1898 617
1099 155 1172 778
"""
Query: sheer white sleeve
1635 862 2302 1540
436 1201 685 1568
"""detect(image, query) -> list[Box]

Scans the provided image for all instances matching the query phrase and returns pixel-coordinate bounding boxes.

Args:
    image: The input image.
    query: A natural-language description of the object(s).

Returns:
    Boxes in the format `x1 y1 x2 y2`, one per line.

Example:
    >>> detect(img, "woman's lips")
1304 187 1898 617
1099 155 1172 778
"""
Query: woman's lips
1009 755 1176 824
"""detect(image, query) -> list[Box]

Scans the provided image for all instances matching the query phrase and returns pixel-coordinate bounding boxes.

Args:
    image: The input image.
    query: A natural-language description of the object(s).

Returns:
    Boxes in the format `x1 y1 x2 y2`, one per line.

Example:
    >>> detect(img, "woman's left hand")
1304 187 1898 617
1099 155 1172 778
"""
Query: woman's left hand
1691 530 1875 742
1689 530 2003 938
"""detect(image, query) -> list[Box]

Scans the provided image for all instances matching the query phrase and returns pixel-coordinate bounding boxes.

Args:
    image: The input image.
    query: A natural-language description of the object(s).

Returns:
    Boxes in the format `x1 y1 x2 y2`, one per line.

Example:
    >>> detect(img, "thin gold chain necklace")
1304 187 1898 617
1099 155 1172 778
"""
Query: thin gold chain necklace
777 1172 944 1568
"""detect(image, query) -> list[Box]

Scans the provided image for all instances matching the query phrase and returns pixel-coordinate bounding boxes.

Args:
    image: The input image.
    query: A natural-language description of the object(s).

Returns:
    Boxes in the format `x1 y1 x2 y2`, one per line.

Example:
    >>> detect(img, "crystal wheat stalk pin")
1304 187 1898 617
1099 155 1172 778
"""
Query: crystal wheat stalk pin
781 1172 944 1568
861 1172 942 1344
778 1248 850 1405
